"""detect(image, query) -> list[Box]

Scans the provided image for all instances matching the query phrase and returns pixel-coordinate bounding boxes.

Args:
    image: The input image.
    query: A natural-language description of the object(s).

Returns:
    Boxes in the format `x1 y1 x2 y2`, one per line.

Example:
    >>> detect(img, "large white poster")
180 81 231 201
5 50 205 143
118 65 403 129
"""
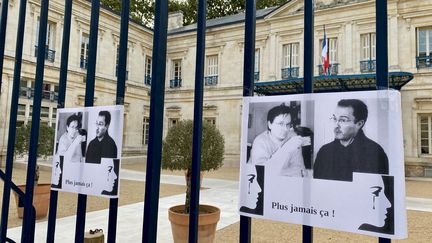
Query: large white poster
238 90 407 239
50 105 123 198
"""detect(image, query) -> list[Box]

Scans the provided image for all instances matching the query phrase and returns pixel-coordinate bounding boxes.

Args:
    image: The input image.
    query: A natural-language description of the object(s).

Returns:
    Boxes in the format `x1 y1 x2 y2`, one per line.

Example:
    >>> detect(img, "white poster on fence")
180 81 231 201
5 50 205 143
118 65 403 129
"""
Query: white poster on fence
50 105 124 198
238 90 407 239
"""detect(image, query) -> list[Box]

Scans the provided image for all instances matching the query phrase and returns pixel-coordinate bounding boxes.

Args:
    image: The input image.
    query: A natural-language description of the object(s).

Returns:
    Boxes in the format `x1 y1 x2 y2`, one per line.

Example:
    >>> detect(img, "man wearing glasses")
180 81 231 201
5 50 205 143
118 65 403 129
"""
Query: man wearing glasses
85 110 118 164
313 99 388 181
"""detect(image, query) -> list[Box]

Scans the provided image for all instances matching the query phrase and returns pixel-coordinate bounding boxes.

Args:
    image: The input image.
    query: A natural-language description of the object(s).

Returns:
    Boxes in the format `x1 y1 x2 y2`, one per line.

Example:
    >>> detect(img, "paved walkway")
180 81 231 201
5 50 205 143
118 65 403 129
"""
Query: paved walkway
6 168 432 242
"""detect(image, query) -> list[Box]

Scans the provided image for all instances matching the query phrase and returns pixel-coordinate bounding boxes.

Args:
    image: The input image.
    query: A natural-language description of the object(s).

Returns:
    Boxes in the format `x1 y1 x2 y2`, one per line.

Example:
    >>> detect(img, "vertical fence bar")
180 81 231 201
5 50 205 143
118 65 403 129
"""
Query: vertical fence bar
0 0 9 91
142 0 168 241
376 0 389 89
21 0 50 242
303 0 314 241
46 0 73 242
376 0 390 240
108 0 129 242
0 0 27 241
240 0 256 242
188 0 206 241
75 1 100 242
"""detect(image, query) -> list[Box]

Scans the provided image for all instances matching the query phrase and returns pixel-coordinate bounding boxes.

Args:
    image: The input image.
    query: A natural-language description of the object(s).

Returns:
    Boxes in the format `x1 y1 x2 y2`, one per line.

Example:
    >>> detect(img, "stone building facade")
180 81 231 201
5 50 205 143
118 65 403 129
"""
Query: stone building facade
1 0 432 176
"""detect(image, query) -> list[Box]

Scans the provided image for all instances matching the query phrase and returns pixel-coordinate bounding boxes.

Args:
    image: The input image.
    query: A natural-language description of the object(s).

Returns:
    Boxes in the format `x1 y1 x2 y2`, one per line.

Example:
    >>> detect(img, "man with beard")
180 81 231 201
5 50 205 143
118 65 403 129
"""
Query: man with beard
85 110 118 164
313 99 388 181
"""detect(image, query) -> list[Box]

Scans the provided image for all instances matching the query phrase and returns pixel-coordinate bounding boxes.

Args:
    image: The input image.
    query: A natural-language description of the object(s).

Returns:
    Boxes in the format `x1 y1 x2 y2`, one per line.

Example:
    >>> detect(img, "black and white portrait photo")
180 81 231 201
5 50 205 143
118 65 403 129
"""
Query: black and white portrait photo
85 110 121 164
55 111 88 163
246 100 314 177
313 98 389 181
238 91 407 239
51 105 124 198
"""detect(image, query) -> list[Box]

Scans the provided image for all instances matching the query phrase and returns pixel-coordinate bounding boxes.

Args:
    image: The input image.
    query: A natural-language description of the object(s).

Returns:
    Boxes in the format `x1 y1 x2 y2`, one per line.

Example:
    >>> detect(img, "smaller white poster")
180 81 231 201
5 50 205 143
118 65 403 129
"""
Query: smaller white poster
50 105 123 198
238 90 407 239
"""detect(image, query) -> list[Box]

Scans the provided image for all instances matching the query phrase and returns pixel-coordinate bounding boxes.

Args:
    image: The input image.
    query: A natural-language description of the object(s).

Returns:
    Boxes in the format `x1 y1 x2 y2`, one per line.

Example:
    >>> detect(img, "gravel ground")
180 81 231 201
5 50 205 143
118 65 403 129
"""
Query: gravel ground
1 164 431 242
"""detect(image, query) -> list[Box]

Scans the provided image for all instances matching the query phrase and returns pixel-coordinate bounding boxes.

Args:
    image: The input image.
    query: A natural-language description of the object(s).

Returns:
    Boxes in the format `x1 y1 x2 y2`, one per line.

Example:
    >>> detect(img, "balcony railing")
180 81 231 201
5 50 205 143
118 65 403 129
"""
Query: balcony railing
204 75 218 86
115 66 129 80
19 87 58 101
170 78 182 88
416 56 432 69
80 57 88 69
360 59 376 73
144 75 152 85
34 45 55 62
254 72 260 82
318 63 339 76
281 67 300 79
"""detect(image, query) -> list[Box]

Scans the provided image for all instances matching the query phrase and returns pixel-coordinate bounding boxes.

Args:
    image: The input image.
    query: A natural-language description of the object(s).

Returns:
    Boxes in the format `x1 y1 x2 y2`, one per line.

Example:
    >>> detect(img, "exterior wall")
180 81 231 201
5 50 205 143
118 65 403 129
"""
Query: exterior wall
1 0 432 175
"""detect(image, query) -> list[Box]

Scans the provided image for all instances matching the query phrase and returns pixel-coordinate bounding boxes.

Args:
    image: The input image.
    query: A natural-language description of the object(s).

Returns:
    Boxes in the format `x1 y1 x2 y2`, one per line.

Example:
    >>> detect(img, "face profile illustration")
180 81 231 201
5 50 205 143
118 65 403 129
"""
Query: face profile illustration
51 156 64 188
353 173 394 234
240 164 264 215
101 158 119 196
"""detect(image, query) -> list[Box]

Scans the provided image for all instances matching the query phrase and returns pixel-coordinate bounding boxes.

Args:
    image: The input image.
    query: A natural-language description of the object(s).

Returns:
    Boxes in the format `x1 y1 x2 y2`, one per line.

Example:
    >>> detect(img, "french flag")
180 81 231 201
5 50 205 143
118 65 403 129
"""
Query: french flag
321 28 329 75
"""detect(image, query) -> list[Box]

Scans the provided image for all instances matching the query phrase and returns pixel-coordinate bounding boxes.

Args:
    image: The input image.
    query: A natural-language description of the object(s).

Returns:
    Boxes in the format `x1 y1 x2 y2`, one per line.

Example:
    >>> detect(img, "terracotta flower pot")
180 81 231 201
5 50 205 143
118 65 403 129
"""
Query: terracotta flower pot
14 183 51 219
168 204 220 243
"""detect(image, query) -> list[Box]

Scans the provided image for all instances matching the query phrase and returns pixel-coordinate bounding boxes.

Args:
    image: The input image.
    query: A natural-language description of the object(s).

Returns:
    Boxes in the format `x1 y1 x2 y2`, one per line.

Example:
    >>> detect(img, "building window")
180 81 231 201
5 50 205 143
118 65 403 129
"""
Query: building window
41 107 50 118
170 59 182 88
204 117 216 126
18 104 26 116
80 33 89 69
417 27 432 68
115 45 129 79
142 117 150 145
205 55 218 86
254 49 260 81
281 43 300 78
145 56 152 85
360 33 376 73
420 114 432 154
172 59 182 79
52 107 57 119
168 118 179 130
35 20 56 62
318 38 339 75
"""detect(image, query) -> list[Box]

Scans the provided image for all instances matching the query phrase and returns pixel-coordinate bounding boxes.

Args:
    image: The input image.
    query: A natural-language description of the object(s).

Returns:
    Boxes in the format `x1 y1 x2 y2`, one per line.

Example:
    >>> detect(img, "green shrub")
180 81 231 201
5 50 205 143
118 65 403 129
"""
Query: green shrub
162 120 225 212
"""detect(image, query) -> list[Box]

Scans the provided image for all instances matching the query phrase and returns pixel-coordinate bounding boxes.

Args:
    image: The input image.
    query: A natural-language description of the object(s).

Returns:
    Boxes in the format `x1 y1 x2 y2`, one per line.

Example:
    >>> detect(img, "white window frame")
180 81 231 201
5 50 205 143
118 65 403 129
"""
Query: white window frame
206 55 218 77
171 59 182 80
417 27 432 57
36 20 56 49
282 43 299 68
361 33 376 60
142 117 150 145
254 49 260 73
419 114 432 155
319 38 338 64
80 33 90 66
145 56 152 77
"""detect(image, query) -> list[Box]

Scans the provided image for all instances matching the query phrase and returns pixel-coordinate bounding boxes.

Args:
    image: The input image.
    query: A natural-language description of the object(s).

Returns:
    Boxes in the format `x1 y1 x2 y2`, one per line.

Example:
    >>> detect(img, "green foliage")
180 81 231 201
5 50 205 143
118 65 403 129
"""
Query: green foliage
162 120 225 172
100 0 288 27
15 123 55 159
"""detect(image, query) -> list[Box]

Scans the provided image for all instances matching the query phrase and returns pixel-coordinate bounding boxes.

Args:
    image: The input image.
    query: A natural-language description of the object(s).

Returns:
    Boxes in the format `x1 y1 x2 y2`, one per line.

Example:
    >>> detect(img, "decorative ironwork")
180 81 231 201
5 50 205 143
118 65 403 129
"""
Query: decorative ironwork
170 78 182 88
254 72 414 96
34 45 55 62
360 59 376 73
281 67 300 79
144 75 151 85
318 63 339 76
19 87 58 101
416 56 432 68
204 75 218 86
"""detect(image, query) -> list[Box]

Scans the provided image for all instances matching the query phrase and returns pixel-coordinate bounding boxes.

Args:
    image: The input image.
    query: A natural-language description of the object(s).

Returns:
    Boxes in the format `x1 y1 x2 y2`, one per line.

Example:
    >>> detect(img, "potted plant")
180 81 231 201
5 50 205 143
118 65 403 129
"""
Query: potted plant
14 123 55 219
162 120 225 243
